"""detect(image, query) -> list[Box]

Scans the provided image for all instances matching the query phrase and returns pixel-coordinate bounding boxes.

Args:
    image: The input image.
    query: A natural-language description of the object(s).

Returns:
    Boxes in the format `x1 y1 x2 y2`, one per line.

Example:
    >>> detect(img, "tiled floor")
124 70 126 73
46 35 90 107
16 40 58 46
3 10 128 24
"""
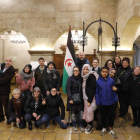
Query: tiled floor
0 85 140 140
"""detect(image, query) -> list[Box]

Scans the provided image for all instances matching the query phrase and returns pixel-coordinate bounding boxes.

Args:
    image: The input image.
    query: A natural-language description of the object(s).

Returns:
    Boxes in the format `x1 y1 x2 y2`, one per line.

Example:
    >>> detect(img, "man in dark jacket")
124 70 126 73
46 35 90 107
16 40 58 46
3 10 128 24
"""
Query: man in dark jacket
76 52 90 71
95 67 118 139
0 57 15 123
34 57 47 97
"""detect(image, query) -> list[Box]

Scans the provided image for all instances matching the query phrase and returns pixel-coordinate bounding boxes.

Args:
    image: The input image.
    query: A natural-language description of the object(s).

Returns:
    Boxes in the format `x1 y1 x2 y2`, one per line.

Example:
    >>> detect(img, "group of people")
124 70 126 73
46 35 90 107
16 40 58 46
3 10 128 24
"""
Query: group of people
0 52 140 139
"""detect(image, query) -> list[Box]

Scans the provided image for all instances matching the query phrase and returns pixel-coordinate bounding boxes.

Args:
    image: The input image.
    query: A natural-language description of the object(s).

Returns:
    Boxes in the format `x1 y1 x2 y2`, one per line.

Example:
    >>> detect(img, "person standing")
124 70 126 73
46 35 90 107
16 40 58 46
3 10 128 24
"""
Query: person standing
66 66 84 131
81 64 98 134
90 58 101 75
129 66 140 127
76 52 90 71
15 64 35 99
43 61 61 96
34 57 47 97
117 57 133 119
113 55 122 70
95 67 118 139
105 59 115 69
0 57 15 123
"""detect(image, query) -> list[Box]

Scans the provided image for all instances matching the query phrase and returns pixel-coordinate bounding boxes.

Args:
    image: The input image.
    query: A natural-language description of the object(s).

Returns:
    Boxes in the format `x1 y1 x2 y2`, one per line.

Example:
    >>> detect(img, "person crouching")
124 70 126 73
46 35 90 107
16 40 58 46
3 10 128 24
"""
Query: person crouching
41 87 67 129
8 88 26 128
24 87 43 130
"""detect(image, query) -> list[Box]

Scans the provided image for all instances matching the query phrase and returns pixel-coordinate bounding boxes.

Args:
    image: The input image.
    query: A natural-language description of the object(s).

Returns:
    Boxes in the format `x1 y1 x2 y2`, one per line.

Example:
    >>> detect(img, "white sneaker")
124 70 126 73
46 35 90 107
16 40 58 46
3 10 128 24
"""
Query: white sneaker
85 125 93 134
85 125 90 131
109 129 117 139
100 128 107 136
73 126 78 131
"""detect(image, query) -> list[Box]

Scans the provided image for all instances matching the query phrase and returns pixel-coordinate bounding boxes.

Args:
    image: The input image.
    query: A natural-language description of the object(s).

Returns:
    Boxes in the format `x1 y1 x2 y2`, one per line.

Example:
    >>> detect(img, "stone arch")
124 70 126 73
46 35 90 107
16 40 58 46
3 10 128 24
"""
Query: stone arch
120 16 140 50
51 18 108 49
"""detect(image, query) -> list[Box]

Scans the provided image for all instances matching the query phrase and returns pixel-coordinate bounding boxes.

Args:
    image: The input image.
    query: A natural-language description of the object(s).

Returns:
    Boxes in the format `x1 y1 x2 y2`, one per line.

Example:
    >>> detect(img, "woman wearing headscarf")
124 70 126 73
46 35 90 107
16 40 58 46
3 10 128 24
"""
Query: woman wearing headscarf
81 64 98 134
43 61 61 96
15 64 35 99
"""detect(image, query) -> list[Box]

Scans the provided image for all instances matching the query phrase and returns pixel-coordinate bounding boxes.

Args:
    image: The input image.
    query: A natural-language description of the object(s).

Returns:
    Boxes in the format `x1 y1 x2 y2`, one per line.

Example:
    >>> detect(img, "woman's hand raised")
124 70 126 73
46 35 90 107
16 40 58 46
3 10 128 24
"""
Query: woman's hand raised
69 100 73 104
42 98 46 105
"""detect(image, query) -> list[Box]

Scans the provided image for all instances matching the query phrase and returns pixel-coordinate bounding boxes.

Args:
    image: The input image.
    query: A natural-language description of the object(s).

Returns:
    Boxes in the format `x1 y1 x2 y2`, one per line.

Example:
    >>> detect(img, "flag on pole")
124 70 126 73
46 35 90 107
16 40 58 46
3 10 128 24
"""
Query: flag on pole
62 26 76 94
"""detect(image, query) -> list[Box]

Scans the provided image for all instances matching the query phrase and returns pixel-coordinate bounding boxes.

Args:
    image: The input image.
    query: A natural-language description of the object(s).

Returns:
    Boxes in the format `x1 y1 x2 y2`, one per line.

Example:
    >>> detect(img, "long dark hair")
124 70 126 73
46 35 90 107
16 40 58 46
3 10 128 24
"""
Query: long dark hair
104 59 115 69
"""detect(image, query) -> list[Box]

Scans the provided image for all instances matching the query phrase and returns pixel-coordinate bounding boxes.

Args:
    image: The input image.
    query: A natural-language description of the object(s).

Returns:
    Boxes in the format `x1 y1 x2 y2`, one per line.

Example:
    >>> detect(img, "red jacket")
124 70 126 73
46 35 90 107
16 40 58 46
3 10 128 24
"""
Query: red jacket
16 74 35 93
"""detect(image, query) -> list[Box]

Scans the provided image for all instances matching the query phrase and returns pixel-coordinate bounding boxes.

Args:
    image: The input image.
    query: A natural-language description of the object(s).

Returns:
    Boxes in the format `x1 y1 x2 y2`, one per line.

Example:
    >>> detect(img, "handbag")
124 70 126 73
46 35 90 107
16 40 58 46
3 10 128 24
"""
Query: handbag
72 93 81 104
72 79 82 104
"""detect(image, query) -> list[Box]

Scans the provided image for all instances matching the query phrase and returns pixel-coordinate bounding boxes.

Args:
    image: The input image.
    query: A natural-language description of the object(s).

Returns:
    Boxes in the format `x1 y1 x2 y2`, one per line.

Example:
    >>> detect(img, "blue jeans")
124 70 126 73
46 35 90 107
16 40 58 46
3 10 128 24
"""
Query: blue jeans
41 114 67 129
8 117 26 129
71 111 83 127
25 113 42 126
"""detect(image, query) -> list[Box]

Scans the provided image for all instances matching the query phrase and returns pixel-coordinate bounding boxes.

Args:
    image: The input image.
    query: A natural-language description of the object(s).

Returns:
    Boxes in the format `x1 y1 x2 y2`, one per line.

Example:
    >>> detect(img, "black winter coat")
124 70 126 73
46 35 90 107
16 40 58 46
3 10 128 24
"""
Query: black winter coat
8 96 25 120
34 65 47 95
43 94 65 120
117 65 133 92
24 94 43 116
84 74 96 103
66 75 84 111
43 70 61 92
129 75 140 108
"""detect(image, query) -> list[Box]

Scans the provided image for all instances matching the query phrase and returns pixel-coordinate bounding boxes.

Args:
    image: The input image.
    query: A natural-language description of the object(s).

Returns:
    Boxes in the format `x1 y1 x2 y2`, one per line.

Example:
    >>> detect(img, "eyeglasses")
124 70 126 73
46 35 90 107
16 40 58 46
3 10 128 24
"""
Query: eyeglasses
73 70 79 72
34 91 40 93
51 90 57 93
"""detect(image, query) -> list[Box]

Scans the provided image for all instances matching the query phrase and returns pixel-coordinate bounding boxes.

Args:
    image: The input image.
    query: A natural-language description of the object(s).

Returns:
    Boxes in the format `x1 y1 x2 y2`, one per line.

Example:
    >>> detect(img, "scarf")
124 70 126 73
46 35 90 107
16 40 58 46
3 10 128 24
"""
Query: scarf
47 68 57 79
20 70 33 84
39 66 45 75
92 66 99 74
12 97 22 119
77 57 87 71
81 64 99 100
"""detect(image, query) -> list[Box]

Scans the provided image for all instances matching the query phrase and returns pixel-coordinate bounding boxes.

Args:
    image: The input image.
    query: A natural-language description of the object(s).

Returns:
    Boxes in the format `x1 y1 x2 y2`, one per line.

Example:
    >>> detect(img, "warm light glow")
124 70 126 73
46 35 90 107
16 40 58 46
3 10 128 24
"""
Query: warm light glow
99 48 113 51
117 47 131 51
31 46 54 51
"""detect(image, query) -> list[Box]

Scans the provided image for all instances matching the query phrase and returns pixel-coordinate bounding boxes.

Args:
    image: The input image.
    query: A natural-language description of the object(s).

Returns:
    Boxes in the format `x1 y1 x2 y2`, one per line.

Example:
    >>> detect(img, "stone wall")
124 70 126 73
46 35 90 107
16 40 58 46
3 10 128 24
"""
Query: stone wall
116 0 140 50
0 0 116 50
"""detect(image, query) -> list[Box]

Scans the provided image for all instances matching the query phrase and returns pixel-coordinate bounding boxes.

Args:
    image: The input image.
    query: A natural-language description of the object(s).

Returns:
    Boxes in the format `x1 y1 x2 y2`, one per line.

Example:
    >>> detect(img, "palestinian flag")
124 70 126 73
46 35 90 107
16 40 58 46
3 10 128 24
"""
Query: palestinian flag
62 26 76 94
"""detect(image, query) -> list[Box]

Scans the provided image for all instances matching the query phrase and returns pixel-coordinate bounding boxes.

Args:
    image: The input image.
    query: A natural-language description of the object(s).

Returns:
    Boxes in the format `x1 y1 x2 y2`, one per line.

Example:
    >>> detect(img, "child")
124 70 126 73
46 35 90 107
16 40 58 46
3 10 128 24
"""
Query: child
41 87 67 129
0 63 5 78
81 64 98 134
95 67 118 139
8 88 26 129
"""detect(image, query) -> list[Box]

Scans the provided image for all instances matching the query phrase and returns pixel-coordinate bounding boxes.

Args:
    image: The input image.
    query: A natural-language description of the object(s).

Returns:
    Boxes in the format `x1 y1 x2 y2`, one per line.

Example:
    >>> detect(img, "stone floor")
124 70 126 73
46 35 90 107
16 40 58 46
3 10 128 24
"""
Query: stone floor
0 85 140 140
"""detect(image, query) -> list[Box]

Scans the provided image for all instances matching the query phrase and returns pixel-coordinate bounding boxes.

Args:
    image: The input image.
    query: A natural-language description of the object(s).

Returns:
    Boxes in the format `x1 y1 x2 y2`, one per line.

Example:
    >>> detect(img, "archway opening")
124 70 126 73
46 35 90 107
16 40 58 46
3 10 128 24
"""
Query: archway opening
0 30 31 72
121 17 140 51
54 30 98 54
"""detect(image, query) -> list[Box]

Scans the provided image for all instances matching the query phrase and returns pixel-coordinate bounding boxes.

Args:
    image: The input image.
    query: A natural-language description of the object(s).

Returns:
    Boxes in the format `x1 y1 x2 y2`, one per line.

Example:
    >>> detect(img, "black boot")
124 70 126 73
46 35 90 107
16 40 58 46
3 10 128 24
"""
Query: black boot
132 121 137 127
28 122 32 130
